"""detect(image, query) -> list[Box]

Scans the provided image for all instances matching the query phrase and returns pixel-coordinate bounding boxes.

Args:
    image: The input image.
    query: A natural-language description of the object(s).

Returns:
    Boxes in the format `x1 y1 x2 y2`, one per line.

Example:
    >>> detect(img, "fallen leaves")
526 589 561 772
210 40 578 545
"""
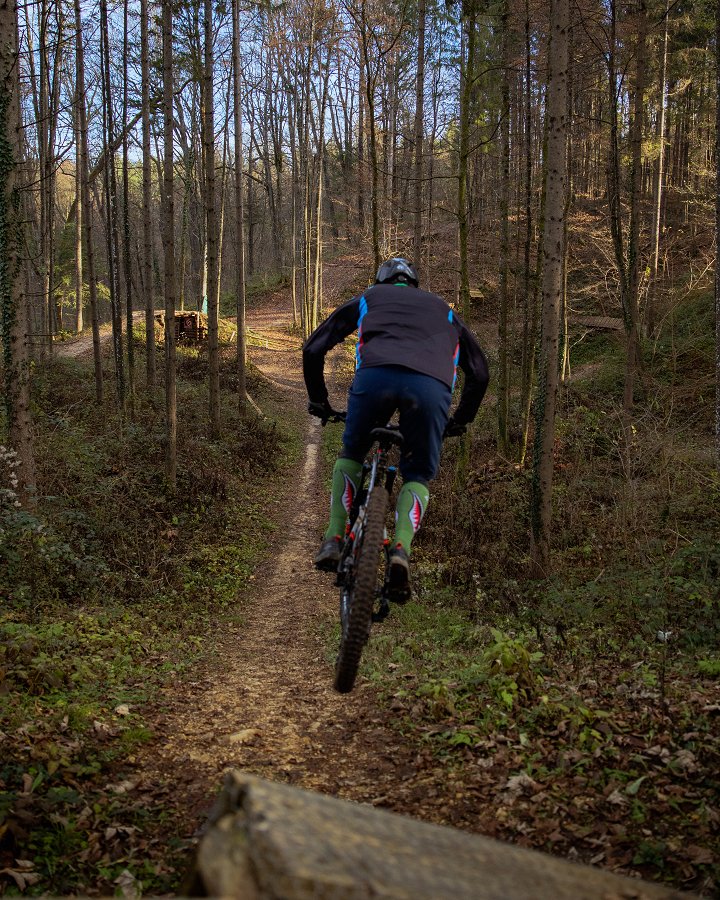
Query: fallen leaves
0 860 41 891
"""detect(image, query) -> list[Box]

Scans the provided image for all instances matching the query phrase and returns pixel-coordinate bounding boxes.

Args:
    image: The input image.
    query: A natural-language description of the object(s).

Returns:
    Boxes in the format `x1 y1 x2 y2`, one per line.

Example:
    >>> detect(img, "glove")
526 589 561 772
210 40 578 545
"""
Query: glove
443 417 467 439
308 400 333 421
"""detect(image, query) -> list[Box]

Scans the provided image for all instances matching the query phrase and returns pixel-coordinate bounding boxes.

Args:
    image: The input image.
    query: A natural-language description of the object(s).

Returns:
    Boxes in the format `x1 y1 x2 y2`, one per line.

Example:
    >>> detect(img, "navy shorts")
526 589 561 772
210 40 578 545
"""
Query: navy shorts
341 365 452 484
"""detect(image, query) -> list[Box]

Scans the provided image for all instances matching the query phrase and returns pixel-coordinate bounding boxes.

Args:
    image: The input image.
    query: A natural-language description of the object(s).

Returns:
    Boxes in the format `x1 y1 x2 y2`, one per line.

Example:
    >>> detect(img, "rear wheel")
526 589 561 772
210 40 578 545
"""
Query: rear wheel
334 487 388 693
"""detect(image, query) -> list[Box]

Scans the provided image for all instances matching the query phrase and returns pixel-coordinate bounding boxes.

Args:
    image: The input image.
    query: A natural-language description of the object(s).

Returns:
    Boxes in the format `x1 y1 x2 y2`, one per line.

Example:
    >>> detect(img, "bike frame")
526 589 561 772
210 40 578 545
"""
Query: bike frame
338 426 402 624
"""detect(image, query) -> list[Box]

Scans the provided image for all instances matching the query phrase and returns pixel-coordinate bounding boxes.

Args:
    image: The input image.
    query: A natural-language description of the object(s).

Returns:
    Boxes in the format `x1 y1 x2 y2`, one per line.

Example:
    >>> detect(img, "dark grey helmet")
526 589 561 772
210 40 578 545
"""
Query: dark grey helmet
375 257 419 287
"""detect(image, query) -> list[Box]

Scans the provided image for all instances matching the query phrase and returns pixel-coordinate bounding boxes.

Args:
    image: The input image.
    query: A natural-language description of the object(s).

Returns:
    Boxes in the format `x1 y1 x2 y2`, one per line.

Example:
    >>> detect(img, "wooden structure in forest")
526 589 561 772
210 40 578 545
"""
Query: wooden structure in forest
154 311 207 345
569 315 624 331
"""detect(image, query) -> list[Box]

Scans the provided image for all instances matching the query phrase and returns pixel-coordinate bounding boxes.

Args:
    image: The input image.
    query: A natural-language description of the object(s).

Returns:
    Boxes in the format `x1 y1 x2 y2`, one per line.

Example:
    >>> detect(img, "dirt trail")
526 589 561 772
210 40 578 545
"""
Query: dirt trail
134 270 441 847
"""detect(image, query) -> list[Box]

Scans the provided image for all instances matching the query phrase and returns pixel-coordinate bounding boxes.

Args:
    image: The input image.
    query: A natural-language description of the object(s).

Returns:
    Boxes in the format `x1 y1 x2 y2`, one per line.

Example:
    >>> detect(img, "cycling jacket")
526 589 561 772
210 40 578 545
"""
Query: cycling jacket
302 283 490 427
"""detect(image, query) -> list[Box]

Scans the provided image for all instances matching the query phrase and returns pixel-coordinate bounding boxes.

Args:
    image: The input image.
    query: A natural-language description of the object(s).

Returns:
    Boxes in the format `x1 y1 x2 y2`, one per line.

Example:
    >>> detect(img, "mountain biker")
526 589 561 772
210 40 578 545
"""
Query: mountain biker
303 257 489 600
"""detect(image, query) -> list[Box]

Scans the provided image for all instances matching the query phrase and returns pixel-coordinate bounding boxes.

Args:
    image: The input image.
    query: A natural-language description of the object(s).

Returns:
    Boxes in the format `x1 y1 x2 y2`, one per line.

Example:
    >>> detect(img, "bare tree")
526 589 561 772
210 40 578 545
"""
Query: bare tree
530 0 569 577
232 0 247 406
412 0 426 262
100 0 125 403
74 0 103 402
204 0 220 438
162 0 177 487
140 0 156 393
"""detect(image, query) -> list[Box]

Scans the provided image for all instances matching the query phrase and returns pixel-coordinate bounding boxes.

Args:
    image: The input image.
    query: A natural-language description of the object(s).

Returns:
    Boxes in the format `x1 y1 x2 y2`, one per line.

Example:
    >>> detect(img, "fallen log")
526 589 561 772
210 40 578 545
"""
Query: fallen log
191 773 693 899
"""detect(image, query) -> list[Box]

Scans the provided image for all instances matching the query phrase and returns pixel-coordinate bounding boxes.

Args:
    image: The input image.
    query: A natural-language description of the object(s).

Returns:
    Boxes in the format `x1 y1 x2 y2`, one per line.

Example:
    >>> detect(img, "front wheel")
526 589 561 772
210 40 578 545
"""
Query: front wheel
334 487 388 694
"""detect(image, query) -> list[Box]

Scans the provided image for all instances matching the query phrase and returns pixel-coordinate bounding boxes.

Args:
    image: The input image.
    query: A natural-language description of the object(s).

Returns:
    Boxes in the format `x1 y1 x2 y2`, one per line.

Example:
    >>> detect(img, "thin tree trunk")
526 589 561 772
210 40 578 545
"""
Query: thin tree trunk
122 0 134 404
530 0 569 578
647 0 669 335
204 0 220 438
497 0 511 454
141 0 156 392
162 0 177 488
412 0 426 262
519 0 534 461
74 0 102 402
458 3 475 315
100 0 125 403
232 0 247 405
358 47 365 231
74 74 83 334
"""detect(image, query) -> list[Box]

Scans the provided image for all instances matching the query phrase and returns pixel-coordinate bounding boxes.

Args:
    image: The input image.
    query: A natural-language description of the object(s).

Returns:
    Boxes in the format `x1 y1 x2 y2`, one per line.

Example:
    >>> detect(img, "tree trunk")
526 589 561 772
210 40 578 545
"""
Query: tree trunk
457 2 476 315
497 0 511 454
100 0 125 404
74 0 103 402
122 0 134 404
232 0 247 406
529 0 569 578
716 0 720 467
141 0 156 393
1 0 37 501
204 0 220 439
624 0 647 417
519 0 534 463
163 0 177 488
74 72 83 335
647 0 669 336
412 0 426 263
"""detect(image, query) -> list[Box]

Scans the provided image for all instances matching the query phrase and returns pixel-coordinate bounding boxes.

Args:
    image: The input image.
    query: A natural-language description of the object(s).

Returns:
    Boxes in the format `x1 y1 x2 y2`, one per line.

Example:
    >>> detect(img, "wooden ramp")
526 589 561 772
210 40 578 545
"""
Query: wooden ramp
192 773 693 899
569 315 624 331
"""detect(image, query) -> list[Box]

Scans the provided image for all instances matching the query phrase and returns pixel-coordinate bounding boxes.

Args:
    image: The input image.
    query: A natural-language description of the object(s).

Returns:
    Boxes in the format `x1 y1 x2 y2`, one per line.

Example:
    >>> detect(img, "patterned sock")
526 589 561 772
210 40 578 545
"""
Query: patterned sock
325 458 363 539
394 481 430 552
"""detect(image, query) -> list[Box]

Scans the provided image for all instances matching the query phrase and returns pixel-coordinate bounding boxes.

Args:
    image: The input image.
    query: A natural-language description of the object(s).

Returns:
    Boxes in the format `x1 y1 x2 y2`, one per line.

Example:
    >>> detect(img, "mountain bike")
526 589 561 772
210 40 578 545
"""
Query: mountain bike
319 413 403 694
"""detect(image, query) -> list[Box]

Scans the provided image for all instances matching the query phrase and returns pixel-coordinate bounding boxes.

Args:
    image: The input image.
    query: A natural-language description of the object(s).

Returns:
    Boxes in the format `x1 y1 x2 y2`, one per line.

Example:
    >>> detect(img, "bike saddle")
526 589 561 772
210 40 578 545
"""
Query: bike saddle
370 426 404 448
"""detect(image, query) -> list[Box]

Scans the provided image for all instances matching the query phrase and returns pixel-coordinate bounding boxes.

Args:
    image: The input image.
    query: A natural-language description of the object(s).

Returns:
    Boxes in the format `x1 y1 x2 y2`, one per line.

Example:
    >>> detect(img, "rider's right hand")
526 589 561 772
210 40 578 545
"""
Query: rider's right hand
308 400 333 419
443 416 467 438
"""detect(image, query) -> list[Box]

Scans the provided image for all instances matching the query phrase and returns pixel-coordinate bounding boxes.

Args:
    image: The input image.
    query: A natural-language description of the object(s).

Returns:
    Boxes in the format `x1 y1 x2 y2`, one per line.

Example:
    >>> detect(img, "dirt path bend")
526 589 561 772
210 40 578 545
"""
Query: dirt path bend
136 277 431 846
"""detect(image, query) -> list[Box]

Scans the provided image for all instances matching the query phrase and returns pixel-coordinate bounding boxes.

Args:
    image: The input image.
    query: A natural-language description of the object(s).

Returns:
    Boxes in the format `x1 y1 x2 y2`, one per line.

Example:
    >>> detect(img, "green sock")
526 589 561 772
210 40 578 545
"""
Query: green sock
325 458 363 539
394 481 430 552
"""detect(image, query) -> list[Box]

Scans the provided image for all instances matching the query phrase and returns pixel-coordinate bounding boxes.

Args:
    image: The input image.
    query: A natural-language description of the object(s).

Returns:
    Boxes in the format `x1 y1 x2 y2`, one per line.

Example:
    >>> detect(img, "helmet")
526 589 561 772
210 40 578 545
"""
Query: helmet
375 257 419 287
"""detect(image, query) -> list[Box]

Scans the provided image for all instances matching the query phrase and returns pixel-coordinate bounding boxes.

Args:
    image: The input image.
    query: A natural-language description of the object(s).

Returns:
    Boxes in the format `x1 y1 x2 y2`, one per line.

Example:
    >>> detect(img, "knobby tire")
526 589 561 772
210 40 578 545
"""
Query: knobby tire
334 486 388 694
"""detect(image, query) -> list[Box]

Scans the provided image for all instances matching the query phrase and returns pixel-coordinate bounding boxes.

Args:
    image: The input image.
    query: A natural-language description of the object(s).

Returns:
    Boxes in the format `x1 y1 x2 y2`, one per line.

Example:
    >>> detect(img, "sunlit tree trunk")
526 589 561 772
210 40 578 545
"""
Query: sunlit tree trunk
232 0 247 406
74 73 83 335
530 0 569 578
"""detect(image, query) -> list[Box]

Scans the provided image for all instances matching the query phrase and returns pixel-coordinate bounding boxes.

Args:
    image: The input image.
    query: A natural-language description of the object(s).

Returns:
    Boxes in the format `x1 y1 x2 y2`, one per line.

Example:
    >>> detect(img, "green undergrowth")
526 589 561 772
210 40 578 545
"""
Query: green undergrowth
0 336 302 895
